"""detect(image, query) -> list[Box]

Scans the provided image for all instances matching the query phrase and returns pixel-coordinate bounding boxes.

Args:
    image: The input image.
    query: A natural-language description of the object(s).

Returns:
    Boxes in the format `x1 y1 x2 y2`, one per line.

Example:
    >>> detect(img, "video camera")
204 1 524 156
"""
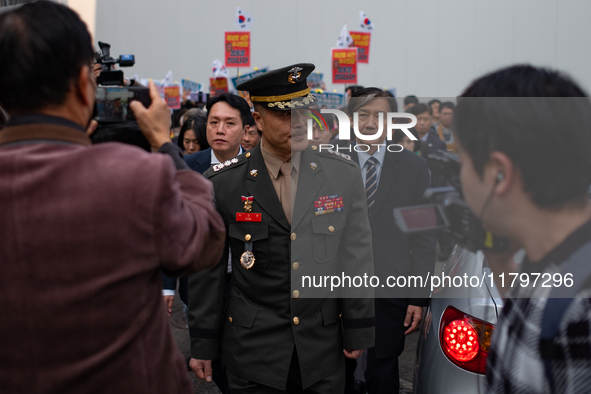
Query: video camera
393 151 509 252
91 42 151 150
92 40 150 124
94 41 135 86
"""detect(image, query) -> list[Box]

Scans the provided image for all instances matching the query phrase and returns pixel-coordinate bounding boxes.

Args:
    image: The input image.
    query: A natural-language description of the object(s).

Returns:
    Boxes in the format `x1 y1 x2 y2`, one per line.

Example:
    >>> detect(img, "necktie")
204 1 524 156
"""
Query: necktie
280 162 292 225
365 157 379 217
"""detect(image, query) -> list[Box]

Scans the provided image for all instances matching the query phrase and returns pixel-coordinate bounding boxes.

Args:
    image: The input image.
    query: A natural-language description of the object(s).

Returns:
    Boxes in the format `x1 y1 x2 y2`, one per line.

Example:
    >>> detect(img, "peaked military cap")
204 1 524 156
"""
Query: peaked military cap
236 63 317 110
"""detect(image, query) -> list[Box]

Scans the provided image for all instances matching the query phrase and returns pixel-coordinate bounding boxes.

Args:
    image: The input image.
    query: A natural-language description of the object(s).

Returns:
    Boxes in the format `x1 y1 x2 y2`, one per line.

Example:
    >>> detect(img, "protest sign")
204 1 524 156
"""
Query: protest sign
231 68 268 90
164 86 181 109
182 79 202 94
331 48 358 84
350 31 371 63
210 77 229 96
307 72 324 89
225 32 251 67
314 92 345 109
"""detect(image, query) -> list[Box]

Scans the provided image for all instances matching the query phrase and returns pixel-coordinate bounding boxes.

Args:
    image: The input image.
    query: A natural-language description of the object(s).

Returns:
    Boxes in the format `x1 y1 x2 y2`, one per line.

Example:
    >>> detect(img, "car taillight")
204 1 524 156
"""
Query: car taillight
439 306 494 374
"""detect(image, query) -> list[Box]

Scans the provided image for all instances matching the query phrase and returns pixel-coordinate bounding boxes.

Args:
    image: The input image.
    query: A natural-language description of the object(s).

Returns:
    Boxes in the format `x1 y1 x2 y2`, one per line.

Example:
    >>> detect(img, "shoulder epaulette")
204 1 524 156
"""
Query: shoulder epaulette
212 157 240 172
325 148 351 161
313 146 352 161
206 152 251 177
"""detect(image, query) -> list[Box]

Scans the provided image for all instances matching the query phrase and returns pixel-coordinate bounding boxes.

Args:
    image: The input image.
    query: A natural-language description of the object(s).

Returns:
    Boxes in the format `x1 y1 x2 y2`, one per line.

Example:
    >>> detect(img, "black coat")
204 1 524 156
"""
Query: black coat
338 142 437 358
419 131 448 188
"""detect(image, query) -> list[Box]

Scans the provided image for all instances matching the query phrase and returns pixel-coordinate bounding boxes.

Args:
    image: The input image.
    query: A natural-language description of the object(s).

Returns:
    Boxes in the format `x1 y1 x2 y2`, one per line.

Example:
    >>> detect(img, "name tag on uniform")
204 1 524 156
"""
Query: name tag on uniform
236 213 262 222
237 195 261 221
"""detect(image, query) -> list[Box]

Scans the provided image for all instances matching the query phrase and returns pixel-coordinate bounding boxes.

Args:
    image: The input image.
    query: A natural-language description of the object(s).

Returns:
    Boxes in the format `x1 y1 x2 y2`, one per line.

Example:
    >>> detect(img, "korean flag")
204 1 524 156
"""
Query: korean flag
359 10 374 32
336 24 354 48
234 6 255 30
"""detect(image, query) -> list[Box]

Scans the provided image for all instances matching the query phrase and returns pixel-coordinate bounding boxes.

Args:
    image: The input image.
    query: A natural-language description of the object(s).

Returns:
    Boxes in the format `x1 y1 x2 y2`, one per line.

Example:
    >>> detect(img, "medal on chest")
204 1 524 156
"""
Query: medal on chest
236 196 261 222
237 195 259 269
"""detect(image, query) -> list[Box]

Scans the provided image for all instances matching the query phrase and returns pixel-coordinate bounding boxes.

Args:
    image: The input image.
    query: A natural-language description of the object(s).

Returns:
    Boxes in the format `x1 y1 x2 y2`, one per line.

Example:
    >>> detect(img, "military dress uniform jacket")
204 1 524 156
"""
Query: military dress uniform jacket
188 143 375 390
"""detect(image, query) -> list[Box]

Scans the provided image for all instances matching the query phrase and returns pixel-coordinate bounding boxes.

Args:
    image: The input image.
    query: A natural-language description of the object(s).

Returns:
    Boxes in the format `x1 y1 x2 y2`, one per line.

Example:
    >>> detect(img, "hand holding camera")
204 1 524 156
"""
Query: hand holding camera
129 81 172 150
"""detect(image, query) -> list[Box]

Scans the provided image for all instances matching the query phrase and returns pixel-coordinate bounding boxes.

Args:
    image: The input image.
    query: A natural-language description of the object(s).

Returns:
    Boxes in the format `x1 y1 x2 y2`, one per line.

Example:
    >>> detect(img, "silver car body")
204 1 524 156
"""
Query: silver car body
413 246 503 394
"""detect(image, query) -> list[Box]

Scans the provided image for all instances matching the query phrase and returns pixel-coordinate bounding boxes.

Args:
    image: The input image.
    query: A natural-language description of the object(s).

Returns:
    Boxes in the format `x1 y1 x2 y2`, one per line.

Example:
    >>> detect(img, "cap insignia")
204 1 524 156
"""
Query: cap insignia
288 67 303 84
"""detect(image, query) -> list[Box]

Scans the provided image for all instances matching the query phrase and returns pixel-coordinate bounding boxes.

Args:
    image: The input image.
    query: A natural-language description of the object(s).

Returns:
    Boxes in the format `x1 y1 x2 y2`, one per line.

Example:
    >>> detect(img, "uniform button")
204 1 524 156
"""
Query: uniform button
293 290 300 298
245 234 251 241
339 313 342 319
290 233 297 241
293 316 300 325
229 317 233 323
246 152 251 158
311 145 317 151
328 226 335 233
292 262 299 270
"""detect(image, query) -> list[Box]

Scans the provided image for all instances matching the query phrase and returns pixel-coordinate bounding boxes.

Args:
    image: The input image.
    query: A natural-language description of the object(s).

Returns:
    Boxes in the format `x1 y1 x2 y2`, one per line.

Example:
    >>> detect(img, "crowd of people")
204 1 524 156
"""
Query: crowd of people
170 90 455 166
2 2 591 394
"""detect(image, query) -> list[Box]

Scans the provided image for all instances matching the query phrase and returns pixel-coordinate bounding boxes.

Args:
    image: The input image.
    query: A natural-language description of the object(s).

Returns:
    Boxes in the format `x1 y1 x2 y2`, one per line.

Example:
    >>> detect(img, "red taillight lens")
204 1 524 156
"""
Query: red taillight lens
443 319 479 361
439 306 495 374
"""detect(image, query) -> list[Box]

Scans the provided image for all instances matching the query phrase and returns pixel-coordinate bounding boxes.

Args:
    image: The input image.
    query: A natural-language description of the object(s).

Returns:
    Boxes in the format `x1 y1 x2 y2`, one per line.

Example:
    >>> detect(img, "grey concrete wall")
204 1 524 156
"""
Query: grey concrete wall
95 0 591 96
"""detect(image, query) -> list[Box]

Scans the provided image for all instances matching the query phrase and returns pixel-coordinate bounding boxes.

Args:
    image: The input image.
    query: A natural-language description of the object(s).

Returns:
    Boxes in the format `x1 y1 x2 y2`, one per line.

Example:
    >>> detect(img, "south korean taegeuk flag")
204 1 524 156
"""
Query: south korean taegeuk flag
336 24 354 48
359 10 374 32
212 59 228 78
234 6 255 30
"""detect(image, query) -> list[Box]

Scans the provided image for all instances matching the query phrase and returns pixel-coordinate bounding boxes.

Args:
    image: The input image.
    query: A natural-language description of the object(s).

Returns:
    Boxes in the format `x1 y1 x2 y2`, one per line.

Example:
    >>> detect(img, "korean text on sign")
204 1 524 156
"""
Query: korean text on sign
225 31 251 67
332 48 358 84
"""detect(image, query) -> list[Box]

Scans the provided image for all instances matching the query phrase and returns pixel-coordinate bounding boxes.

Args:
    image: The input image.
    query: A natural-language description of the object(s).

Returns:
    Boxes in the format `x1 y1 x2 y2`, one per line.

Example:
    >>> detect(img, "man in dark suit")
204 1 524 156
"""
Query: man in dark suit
163 93 250 393
162 93 249 316
340 89 436 394
188 64 375 393
0 3 225 393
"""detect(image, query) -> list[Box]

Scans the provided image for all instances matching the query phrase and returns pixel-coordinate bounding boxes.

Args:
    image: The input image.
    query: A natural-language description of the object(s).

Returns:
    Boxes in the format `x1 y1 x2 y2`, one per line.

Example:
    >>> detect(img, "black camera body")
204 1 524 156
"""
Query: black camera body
393 151 509 252
95 41 135 86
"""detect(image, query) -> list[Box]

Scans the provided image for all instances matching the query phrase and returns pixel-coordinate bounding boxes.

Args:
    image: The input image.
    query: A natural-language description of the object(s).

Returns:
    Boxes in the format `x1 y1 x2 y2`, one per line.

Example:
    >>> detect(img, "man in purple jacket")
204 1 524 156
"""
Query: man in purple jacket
0 2 225 393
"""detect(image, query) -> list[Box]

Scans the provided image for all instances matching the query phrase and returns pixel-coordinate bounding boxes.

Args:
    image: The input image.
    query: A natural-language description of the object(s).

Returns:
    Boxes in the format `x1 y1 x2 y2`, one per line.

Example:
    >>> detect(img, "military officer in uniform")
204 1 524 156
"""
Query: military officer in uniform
188 64 375 393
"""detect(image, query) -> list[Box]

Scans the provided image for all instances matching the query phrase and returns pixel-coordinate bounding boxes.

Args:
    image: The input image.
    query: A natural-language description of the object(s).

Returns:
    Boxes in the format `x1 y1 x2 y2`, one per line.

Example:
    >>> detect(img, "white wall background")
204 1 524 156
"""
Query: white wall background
95 0 591 97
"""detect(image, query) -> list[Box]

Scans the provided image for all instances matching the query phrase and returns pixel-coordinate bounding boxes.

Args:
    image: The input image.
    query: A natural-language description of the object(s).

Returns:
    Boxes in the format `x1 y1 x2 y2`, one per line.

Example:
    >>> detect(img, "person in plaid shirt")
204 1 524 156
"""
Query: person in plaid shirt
453 65 591 393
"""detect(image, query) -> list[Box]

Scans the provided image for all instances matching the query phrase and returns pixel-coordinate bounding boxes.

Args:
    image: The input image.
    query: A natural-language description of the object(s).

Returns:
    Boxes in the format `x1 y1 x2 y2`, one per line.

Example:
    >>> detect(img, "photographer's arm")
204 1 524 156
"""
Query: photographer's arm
129 81 187 170
129 82 225 276
129 81 171 150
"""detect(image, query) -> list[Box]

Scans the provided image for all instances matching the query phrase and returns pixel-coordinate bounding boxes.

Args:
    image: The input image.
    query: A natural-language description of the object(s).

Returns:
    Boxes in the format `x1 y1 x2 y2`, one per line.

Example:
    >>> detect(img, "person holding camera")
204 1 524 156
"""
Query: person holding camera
454 65 591 393
0 2 225 393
